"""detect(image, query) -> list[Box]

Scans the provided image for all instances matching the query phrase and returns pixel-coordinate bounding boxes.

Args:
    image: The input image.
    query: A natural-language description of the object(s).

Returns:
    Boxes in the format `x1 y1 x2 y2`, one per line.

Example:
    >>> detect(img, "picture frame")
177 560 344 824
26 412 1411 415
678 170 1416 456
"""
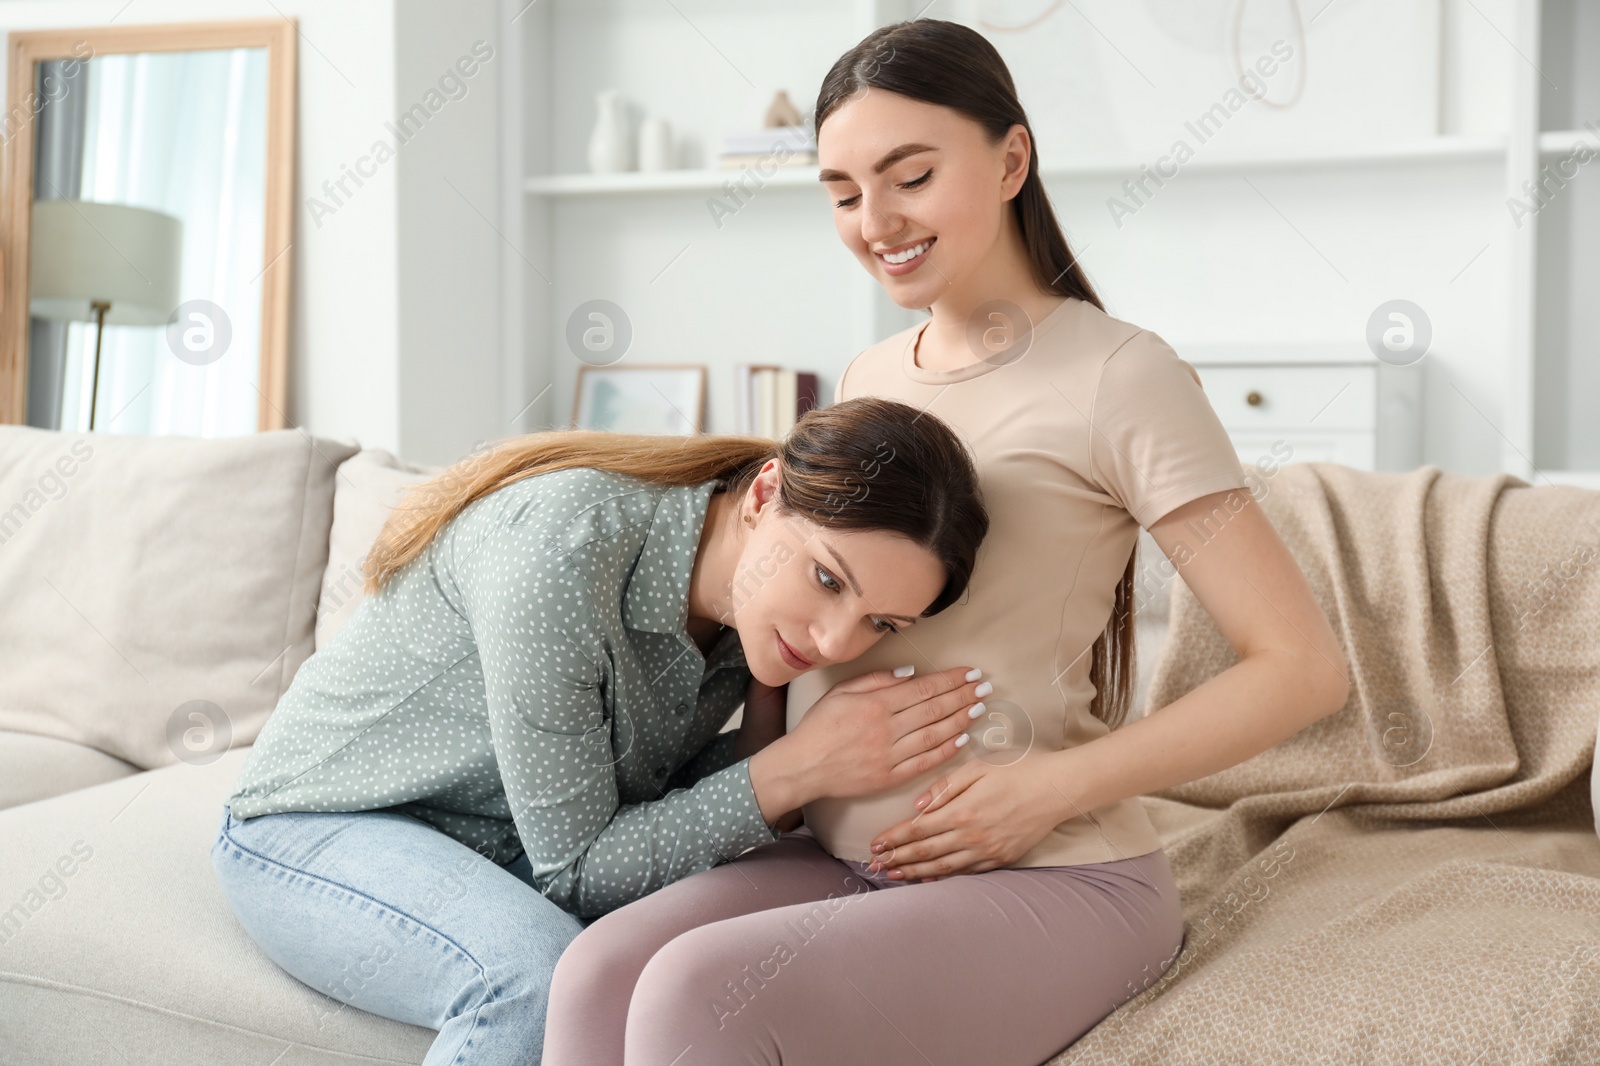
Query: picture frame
572 364 706 435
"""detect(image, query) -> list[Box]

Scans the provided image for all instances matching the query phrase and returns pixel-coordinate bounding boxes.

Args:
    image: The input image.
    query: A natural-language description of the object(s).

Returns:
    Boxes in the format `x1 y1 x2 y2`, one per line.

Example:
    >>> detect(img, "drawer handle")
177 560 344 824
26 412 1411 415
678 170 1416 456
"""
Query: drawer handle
1245 390 1263 407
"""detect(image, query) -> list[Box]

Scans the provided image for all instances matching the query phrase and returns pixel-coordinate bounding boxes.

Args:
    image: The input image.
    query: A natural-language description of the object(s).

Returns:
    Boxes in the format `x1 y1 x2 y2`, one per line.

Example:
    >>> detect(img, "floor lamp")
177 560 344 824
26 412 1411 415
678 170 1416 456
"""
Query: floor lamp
28 200 182 431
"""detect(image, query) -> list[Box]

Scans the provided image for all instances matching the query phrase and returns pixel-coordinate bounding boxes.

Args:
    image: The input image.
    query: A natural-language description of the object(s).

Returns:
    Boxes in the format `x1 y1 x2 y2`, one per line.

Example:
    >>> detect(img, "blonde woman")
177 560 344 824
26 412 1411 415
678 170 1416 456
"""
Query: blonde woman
211 396 992 1065
543 19 1349 1066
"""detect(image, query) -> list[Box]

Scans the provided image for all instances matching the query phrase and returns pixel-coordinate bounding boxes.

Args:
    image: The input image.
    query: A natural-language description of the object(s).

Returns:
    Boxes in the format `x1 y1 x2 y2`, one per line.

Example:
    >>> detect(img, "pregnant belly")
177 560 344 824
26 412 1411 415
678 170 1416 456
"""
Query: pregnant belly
804 745 985 863
785 652 1035 864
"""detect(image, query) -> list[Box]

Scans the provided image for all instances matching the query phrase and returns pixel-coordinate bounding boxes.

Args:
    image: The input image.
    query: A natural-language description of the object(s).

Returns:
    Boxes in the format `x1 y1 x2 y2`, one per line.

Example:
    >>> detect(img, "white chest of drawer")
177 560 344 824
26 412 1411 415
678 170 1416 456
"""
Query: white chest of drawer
1180 347 1423 473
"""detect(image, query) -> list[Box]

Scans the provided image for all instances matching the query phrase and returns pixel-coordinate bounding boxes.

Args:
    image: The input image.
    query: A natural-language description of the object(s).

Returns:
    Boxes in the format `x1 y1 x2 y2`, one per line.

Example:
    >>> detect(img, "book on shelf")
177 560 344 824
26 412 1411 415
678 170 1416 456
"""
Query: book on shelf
734 363 820 438
718 151 817 169
718 125 817 168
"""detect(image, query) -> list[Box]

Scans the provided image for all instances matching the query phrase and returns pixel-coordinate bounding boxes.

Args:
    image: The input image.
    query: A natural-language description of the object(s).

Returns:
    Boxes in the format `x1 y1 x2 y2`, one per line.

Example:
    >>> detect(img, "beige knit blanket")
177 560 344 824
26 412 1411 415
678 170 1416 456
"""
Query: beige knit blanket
1049 462 1600 1066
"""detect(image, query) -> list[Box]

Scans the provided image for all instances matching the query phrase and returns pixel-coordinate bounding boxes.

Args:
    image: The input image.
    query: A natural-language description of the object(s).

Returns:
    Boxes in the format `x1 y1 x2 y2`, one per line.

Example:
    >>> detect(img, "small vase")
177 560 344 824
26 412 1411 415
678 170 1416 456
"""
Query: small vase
587 89 632 173
638 116 673 171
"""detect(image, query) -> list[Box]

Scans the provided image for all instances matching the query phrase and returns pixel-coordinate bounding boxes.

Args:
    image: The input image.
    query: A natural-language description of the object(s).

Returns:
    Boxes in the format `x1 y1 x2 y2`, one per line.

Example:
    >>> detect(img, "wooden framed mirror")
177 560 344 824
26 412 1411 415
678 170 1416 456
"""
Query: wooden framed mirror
0 19 295 434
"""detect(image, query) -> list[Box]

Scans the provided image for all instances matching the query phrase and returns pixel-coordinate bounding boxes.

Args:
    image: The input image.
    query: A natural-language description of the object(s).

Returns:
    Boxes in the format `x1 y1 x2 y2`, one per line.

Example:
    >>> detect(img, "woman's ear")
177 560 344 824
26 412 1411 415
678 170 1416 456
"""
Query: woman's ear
1001 123 1031 198
751 460 783 518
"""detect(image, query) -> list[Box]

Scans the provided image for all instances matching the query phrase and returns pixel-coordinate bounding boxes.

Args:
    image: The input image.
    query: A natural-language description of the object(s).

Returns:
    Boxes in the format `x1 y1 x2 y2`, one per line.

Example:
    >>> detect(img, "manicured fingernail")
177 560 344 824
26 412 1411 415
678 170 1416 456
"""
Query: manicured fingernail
894 664 915 677
974 681 993 697
965 667 983 681
915 796 928 808
967 701 986 719
871 841 884 852
954 733 968 747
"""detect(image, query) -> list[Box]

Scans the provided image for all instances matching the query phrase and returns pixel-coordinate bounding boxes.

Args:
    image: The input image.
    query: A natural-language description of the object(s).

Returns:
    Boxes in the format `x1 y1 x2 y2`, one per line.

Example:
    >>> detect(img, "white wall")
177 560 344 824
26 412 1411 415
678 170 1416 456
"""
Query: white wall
520 0 1551 478
0 0 405 451
8 0 1563 475
281 0 404 455
392 0 503 464
1 0 510 464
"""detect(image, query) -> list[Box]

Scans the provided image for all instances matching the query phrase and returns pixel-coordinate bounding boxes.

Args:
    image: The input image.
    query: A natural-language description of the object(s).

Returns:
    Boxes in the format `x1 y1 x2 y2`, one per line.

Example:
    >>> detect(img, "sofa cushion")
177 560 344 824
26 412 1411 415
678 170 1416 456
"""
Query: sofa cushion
0 748 433 1065
0 426 359 770
0 730 139 811
316 449 442 650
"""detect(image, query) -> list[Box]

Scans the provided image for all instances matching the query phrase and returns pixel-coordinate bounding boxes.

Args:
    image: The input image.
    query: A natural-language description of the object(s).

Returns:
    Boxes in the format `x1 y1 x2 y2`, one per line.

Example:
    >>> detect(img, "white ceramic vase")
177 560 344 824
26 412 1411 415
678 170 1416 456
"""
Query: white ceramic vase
638 116 673 172
587 89 632 173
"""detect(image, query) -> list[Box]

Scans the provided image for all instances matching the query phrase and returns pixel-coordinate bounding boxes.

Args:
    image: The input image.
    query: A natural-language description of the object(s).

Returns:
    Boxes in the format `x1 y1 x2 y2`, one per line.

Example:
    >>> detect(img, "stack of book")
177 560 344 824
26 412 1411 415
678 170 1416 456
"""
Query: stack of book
718 125 817 169
735 364 820 438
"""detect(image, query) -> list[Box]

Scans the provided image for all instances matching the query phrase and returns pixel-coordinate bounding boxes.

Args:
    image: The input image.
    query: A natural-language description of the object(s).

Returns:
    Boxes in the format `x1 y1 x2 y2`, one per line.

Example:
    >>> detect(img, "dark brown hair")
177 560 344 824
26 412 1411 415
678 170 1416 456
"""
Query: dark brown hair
815 19 1137 730
365 396 989 622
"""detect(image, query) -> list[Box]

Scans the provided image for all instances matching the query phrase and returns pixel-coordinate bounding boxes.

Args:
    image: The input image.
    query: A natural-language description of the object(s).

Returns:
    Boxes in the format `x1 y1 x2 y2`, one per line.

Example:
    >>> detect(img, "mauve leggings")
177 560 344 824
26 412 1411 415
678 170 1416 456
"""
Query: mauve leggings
541 827 1185 1066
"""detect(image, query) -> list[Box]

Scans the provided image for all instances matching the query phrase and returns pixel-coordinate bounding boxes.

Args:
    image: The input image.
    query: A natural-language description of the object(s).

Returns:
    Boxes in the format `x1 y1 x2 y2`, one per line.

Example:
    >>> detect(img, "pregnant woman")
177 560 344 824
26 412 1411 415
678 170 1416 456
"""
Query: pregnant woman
542 19 1351 1066
210 395 993 1065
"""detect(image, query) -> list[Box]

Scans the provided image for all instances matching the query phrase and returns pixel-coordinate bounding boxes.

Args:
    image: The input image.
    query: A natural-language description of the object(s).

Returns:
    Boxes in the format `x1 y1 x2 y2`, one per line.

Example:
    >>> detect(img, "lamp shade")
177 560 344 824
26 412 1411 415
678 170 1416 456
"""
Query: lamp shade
28 199 183 326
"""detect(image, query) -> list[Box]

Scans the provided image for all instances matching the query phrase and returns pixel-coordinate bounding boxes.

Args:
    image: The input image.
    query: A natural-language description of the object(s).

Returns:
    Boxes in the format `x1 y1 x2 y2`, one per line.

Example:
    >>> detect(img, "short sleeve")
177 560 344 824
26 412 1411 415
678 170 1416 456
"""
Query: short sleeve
1089 330 1249 529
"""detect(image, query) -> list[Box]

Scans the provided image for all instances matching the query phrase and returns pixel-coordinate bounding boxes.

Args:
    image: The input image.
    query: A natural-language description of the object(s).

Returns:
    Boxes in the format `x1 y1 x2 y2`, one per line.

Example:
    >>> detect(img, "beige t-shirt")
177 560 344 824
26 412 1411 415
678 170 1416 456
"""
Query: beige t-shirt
785 296 1250 868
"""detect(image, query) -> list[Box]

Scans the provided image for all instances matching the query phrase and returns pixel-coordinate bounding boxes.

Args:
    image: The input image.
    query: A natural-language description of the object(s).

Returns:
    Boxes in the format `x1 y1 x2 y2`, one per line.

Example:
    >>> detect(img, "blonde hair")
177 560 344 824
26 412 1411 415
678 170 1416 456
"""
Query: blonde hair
362 396 990 621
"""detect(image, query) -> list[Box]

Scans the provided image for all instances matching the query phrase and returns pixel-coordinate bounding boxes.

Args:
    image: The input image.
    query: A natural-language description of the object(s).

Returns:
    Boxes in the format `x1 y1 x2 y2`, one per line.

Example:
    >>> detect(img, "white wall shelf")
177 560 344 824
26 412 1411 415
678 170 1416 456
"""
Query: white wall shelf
525 164 822 197
526 134 1509 198
1042 134 1507 177
1538 128 1600 156
509 0 1589 478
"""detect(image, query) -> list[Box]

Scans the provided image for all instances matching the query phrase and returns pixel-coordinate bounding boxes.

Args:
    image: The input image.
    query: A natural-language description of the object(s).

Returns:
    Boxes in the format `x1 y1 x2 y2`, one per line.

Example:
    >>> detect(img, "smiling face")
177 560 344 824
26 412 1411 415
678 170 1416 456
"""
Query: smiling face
730 463 946 686
817 87 1029 310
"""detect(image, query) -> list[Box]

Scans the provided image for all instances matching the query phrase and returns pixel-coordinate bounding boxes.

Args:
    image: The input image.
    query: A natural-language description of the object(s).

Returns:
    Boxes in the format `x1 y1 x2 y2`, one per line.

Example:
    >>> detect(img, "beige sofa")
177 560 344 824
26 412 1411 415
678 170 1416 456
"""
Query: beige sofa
3 424 1596 1066
0 424 448 1065
0 423 1185 1065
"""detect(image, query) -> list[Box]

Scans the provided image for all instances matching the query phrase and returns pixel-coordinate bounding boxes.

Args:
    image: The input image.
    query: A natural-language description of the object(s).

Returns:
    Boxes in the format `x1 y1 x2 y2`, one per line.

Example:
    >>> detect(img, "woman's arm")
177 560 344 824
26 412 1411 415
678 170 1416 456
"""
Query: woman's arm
747 665 991 825
1053 487 1351 812
456 524 785 918
865 489 1351 880
731 678 789 762
732 679 803 830
662 678 797 824
659 677 786 791
459 520 981 913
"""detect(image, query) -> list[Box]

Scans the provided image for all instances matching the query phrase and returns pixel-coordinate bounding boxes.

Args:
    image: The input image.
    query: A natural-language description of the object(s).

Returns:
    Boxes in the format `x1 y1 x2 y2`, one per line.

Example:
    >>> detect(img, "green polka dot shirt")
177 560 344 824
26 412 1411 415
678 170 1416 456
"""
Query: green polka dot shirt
226 466 780 918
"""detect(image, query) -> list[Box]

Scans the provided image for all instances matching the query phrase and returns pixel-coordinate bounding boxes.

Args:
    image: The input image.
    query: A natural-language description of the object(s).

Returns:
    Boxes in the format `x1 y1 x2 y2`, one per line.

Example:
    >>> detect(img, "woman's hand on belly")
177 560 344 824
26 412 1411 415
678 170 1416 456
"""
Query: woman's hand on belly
749 664 989 822
863 751 1079 881
792 664 991 799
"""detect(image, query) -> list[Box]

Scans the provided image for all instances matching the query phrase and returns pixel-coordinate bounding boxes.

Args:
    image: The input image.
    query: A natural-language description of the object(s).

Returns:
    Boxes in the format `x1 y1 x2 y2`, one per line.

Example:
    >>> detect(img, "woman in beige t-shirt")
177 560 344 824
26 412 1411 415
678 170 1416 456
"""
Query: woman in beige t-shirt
544 19 1349 1065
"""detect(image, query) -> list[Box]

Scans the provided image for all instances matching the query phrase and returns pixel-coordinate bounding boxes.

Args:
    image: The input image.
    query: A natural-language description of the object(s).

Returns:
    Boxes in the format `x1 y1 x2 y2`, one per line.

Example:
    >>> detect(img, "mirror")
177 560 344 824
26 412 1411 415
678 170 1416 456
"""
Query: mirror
1 20 295 435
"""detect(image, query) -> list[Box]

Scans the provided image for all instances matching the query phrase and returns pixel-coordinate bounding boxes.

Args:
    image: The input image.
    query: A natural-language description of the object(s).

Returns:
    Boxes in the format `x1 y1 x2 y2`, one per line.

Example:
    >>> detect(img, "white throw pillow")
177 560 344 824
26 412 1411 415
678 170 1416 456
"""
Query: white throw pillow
0 425 358 769
316 449 443 650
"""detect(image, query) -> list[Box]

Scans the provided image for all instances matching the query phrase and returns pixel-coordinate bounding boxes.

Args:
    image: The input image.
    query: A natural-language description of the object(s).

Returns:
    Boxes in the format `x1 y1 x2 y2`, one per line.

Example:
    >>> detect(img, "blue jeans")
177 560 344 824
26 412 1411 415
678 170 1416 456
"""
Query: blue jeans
210 804 586 1066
